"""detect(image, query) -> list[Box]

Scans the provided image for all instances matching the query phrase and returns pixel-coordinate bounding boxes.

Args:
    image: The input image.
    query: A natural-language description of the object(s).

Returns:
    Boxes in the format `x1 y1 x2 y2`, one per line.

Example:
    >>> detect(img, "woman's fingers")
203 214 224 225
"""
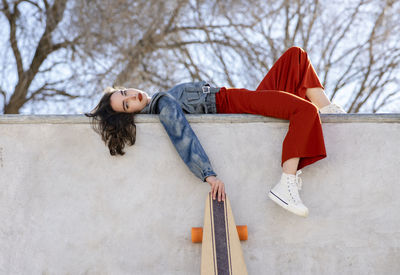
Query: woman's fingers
210 180 226 202
206 177 226 202
218 183 223 202
212 183 218 200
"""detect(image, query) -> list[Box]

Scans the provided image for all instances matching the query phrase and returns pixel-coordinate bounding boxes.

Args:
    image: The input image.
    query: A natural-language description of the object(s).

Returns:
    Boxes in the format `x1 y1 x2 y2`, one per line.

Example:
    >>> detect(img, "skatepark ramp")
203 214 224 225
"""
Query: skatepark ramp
1 113 399 274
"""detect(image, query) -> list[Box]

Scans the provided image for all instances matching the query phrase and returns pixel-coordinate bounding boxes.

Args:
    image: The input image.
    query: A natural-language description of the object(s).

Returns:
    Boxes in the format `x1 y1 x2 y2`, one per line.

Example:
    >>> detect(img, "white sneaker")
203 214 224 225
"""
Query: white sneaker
319 103 347 114
268 170 309 217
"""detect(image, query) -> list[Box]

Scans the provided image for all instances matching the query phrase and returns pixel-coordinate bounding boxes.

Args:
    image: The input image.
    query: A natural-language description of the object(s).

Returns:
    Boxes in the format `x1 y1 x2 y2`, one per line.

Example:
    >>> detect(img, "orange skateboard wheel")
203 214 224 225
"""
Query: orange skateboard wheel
192 227 203 243
236 225 248 241
191 225 248 243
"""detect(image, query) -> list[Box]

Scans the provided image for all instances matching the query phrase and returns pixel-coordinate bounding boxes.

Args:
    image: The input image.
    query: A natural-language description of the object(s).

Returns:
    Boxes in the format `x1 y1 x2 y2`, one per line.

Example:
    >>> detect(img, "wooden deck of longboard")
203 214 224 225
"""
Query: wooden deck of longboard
201 193 248 275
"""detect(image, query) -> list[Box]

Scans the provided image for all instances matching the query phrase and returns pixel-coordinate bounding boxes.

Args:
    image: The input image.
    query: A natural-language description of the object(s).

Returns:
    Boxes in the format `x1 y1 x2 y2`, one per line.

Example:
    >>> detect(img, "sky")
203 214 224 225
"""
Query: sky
1 0 399 114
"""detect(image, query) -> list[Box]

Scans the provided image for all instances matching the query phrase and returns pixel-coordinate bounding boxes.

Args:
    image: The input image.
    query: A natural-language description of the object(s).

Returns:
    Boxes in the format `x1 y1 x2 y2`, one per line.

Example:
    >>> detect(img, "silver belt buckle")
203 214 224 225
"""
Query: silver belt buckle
202 85 210 94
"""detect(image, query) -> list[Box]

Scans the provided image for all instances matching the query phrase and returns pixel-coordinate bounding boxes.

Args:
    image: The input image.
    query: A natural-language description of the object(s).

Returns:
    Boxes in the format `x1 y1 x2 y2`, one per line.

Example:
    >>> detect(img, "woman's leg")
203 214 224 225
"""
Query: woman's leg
306 87 331 109
215 47 328 216
284 90 328 174
253 47 327 173
283 157 300 175
216 88 327 171
257 46 345 113
256 47 323 96
256 46 328 108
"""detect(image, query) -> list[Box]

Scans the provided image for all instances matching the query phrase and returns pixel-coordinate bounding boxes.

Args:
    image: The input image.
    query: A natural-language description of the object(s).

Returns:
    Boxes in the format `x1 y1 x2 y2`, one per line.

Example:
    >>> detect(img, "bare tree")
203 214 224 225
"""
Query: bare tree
209 0 400 113
1 0 399 113
77 0 400 113
71 0 258 92
0 0 83 113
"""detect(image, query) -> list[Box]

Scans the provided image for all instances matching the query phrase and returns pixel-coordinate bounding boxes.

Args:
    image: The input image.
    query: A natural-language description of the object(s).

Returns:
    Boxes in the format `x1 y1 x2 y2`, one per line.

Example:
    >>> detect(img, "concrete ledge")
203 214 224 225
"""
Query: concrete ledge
1 114 400 274
0 113 400 124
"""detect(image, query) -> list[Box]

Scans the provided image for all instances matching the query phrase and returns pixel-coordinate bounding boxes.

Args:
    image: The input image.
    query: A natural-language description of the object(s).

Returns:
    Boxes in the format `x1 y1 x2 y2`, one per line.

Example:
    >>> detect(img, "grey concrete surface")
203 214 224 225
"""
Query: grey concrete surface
0 114 400 275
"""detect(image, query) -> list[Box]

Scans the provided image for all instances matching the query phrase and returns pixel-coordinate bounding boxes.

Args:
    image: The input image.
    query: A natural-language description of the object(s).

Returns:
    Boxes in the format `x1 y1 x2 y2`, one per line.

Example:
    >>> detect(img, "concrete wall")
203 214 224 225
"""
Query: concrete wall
1 114 400 275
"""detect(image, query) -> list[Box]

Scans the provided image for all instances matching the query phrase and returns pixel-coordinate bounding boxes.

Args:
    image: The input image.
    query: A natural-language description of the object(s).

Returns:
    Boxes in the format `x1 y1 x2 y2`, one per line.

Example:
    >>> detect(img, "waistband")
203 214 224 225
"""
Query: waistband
207 91 217 114
203 86 219 114
184 85 220 94
185 84 220 114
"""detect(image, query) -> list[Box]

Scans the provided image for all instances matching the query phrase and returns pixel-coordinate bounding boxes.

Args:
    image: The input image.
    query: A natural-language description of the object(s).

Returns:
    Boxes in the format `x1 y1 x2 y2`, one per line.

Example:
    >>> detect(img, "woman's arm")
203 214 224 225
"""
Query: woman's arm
157 95 216 181
156 95 225 201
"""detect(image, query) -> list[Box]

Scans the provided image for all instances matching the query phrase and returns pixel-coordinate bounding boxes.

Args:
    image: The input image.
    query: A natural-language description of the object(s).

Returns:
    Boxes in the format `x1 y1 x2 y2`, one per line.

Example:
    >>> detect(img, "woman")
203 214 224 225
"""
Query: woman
86 46 346 217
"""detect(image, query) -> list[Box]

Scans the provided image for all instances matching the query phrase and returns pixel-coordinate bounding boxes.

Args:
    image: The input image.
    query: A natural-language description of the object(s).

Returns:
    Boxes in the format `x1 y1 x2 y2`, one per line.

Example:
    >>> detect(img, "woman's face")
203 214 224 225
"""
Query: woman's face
110 88 149 113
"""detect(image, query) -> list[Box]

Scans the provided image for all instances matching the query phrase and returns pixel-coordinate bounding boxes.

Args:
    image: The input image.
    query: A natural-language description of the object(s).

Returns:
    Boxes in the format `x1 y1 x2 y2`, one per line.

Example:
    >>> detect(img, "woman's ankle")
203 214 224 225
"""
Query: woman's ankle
306 88 331 109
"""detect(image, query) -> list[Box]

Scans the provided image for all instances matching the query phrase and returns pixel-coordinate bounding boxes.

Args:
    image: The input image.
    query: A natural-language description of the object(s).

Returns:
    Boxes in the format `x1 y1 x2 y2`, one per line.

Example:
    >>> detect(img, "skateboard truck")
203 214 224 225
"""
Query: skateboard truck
191 225 248 243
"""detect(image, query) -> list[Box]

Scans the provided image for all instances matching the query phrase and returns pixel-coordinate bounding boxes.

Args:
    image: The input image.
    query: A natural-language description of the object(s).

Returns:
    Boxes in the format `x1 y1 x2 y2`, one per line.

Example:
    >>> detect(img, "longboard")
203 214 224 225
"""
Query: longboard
192 193 248 275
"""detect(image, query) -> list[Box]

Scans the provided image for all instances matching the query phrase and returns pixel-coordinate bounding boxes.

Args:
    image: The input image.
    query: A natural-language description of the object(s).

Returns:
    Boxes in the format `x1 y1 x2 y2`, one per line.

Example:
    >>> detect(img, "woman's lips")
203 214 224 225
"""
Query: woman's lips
138 93 143 101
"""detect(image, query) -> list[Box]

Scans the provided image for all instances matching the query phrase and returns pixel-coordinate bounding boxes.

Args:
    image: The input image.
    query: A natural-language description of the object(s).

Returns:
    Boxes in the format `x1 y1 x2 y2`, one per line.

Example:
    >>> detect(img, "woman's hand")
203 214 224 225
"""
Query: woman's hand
205 176 226 202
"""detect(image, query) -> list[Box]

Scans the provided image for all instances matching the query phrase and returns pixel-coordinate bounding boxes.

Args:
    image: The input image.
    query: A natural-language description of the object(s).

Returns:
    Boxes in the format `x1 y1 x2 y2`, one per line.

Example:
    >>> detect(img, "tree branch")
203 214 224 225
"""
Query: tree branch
2 0 24 79
0 88 7 112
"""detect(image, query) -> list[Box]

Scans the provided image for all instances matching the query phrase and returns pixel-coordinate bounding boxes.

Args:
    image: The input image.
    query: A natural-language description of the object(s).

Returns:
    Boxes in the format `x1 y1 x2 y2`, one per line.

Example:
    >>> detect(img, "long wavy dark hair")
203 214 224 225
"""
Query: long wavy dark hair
85 87 138 156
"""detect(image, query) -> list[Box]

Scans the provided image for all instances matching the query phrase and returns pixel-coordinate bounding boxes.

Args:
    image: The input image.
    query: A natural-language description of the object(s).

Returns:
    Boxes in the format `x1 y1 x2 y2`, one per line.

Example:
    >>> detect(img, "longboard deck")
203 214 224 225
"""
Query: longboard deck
201 193 248 275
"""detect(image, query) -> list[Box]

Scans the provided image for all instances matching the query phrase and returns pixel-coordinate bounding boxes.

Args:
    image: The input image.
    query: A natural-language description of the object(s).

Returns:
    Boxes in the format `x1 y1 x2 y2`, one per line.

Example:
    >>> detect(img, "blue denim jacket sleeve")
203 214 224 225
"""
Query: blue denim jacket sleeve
156 94 217 182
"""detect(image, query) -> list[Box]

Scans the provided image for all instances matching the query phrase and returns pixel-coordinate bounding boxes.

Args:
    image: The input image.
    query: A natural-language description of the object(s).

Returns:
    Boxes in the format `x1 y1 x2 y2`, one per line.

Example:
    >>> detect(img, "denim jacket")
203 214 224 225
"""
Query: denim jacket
141 81 219 115
140 81 219 181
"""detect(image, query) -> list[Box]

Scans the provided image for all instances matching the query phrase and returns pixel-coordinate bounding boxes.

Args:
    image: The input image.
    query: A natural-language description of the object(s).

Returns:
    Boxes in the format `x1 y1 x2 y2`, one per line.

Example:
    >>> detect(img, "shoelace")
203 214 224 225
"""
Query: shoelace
285 170 303 204
295 170 302 190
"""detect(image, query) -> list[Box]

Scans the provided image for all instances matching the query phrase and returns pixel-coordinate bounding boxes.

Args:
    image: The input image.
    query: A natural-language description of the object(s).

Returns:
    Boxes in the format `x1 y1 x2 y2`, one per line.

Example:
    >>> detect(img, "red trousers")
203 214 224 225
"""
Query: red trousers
215 47 327 170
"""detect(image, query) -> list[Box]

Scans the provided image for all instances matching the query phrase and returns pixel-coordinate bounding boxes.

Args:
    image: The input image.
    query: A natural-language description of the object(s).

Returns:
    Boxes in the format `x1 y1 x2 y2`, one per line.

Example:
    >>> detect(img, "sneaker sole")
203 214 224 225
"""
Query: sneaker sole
268 191 309 217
